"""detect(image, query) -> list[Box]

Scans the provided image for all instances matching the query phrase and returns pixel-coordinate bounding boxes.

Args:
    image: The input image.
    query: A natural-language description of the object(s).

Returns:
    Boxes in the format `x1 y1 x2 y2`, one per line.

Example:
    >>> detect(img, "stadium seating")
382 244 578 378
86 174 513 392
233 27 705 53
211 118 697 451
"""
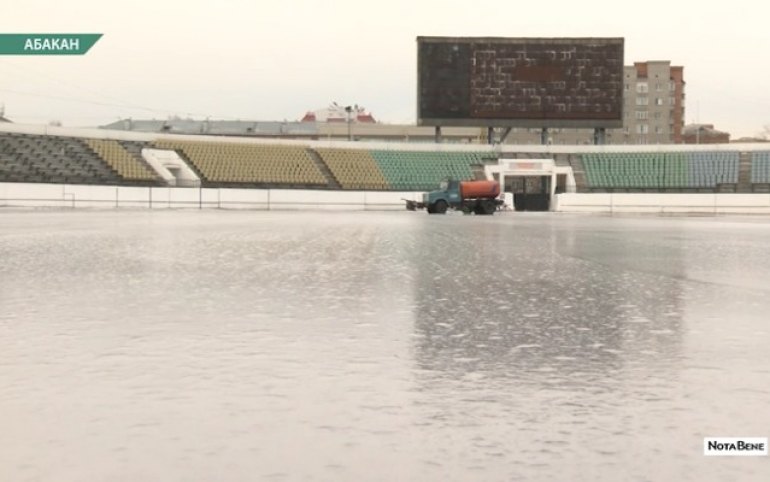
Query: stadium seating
313 148 389 190
0 133 124 185
370 150 484 190
153 140 327 186
85 139 158 182
687 151 739 187
4 130 766 196
751 152 770 184
581 151 739 190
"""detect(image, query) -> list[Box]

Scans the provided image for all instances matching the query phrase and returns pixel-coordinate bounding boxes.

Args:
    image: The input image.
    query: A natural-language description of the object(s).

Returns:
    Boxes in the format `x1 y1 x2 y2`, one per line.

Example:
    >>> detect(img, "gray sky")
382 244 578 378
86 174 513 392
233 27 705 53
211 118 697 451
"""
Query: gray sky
2 0 769 138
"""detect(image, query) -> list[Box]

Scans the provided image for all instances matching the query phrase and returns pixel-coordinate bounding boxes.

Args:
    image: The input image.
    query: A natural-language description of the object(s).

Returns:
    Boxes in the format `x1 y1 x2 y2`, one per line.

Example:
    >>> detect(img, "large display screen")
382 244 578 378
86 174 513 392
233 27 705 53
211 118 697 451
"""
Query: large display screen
417 37 624 128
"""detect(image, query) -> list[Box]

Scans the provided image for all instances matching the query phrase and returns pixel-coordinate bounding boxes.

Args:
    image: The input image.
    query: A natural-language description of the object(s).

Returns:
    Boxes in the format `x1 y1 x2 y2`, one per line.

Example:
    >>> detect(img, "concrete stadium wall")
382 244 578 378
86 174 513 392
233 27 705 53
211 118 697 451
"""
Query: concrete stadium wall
4 182 770 214
555 193 770 214
0 183 423 211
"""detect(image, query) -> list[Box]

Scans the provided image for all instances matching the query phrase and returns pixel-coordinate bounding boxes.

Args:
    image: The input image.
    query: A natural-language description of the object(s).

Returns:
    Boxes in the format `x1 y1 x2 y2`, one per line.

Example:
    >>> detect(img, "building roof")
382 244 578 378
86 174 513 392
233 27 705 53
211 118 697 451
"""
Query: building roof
683 124 729 137
300 103 376 123
100 118 319 136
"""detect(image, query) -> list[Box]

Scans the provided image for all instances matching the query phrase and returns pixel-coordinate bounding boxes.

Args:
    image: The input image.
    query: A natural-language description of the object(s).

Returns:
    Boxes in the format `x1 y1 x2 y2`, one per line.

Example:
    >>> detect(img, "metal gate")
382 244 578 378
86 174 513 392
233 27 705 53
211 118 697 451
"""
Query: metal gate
510 176 550 211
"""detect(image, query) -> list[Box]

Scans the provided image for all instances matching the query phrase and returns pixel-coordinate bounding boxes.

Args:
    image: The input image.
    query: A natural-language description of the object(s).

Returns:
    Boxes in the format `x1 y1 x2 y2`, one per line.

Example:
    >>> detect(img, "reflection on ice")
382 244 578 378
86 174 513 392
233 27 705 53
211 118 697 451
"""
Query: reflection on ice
1 211 769 481
409 217 687 385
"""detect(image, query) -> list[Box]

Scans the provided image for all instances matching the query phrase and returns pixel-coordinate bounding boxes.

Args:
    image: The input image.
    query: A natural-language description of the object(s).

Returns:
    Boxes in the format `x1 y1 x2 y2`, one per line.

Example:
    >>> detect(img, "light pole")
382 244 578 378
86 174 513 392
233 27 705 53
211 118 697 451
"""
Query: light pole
345 105 352 141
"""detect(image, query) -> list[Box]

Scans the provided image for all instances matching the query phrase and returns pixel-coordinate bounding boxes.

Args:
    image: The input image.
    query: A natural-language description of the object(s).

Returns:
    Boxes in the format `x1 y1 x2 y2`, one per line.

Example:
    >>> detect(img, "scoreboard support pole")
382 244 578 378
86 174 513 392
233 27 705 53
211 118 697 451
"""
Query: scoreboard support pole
541 128 550 145
594 128 606 145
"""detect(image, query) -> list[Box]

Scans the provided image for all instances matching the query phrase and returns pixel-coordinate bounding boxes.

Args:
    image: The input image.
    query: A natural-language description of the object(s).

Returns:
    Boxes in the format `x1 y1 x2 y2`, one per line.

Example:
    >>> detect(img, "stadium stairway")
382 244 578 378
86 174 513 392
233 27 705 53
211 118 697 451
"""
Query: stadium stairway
306 148 341 189
737 152 753 193
567 154 589 192
165 145 208 185
120 141 149 161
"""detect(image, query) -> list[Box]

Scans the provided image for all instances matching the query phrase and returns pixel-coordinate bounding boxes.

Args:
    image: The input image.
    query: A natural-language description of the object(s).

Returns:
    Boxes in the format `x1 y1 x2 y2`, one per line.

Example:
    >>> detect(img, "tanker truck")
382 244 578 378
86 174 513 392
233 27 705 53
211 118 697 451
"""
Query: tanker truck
405 179 504 215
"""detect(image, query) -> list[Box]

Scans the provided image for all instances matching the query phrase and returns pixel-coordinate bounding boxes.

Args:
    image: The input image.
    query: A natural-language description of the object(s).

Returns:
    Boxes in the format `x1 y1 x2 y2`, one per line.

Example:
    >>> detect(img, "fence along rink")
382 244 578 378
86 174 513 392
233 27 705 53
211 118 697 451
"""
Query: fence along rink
4 182 770 214
0 182 422 210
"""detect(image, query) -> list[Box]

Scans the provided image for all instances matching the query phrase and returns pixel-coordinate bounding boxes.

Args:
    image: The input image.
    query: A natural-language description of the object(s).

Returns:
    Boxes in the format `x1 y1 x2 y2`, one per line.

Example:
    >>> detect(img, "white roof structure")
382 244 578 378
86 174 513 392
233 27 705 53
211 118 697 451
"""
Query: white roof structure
301 103 376 123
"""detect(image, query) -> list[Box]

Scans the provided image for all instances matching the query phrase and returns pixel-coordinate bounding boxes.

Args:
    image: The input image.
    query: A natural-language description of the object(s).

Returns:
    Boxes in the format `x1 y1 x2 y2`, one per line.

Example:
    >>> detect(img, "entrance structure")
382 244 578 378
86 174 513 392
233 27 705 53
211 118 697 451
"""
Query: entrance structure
484 158 575 211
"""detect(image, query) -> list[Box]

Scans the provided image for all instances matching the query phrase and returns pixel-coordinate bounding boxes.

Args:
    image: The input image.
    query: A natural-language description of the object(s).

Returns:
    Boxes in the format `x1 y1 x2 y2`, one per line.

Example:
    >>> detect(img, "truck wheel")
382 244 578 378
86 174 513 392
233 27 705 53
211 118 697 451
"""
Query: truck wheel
482 200 496 215
433 200 448 214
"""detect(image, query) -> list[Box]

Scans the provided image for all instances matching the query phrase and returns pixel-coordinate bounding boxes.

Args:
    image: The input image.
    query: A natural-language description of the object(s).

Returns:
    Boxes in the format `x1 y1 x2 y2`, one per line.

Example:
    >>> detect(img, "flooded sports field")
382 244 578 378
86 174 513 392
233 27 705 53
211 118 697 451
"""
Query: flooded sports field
1 210 769 481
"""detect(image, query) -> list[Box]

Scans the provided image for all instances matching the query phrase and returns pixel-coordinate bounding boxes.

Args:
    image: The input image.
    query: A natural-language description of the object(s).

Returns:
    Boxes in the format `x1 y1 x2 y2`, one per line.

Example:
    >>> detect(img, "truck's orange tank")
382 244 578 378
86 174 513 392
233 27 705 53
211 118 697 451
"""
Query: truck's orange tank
459 180 500 199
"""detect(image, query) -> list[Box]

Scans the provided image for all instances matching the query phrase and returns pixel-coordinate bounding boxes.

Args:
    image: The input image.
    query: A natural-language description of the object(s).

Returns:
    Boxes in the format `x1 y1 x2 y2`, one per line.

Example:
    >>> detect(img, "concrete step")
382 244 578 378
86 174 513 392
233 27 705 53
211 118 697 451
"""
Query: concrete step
737 151 753 193
306 148 341 189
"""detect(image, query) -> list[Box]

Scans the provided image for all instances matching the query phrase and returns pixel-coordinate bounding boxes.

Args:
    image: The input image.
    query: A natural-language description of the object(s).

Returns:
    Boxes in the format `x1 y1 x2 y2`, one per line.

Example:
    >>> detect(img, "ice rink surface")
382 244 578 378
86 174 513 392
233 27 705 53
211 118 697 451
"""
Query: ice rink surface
1 210 769 481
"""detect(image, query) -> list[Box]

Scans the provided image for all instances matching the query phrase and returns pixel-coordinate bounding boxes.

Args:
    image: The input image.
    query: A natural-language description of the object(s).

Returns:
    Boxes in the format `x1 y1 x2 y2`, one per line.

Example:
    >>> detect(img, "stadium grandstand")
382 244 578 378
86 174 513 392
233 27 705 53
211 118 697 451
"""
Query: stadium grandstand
2 124 770 209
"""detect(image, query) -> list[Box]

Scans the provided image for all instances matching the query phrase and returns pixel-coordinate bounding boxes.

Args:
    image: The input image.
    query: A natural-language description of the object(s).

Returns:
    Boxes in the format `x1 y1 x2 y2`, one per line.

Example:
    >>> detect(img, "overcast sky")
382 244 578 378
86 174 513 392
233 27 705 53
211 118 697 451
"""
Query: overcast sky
2 0 769 137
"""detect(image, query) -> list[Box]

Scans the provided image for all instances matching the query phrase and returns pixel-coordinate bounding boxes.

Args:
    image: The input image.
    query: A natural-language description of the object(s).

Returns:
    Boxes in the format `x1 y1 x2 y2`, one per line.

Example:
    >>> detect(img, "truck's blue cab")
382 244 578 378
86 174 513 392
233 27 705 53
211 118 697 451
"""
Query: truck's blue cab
424 180 459 212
